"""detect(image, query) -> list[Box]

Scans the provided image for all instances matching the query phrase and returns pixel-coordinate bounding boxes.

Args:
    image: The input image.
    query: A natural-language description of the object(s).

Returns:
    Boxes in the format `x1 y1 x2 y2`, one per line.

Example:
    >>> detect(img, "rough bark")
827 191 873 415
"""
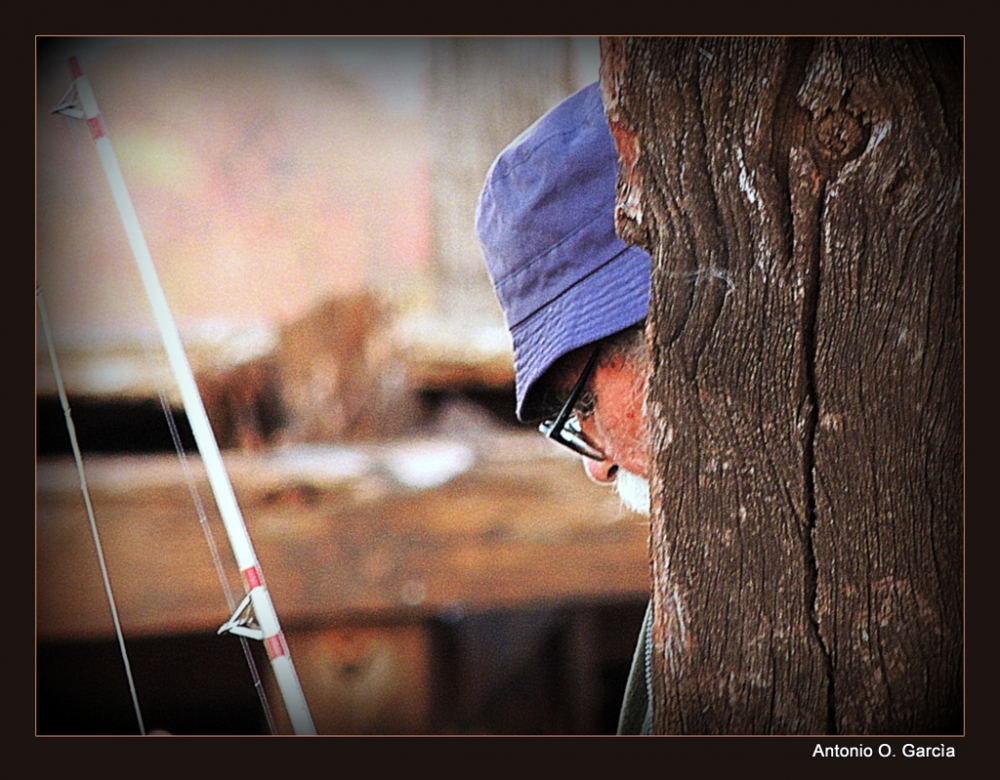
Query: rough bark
600 36 962 734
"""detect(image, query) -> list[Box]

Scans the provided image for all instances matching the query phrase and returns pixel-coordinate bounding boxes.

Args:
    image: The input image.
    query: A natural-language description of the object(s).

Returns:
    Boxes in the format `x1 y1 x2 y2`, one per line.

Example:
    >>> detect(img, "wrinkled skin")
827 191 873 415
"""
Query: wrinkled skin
544 344 652 500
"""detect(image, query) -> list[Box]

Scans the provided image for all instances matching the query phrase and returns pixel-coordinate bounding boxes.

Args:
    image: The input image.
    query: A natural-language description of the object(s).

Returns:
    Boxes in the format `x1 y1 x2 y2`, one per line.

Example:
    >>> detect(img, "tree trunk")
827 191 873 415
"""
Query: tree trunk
600 36 962 734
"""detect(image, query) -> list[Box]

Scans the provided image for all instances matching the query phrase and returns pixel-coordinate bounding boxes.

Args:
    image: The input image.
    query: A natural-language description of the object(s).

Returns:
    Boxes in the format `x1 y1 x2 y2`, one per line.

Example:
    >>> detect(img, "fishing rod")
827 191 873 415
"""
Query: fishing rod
50 55 316 736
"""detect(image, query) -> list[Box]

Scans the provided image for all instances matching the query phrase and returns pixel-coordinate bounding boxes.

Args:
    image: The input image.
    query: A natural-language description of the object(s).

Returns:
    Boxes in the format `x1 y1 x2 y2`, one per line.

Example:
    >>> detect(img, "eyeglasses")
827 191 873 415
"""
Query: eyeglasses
538 349 604 460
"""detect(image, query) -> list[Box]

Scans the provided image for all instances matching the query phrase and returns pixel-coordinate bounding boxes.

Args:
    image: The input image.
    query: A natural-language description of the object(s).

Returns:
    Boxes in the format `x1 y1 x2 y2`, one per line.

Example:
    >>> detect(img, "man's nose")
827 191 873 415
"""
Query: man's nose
583 455 619 484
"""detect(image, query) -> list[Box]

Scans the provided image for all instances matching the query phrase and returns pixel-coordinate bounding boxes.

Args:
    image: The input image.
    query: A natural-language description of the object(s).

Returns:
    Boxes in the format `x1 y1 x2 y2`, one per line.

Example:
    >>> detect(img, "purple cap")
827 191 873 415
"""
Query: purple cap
475 82 651 421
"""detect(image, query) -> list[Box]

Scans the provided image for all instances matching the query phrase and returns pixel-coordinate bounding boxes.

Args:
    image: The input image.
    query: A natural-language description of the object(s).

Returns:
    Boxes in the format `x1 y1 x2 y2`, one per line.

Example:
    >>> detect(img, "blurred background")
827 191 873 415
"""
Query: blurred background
35 36 650 735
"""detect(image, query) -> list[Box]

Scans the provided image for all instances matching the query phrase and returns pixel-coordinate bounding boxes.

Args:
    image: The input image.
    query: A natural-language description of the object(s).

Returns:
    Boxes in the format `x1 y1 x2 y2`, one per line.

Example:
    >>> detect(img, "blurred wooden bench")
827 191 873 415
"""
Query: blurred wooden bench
37 431 650 733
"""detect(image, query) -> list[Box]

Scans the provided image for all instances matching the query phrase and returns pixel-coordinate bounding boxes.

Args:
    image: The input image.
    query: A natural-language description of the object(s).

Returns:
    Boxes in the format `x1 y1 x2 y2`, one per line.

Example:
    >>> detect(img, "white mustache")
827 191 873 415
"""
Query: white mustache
615 469 650 516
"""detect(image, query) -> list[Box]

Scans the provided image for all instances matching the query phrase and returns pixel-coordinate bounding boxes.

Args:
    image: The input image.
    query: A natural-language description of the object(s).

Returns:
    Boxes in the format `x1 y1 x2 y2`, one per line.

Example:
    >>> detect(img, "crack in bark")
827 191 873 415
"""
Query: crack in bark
796 97 873 735
798 176 835 734
778 38 838 733
786 145 836 734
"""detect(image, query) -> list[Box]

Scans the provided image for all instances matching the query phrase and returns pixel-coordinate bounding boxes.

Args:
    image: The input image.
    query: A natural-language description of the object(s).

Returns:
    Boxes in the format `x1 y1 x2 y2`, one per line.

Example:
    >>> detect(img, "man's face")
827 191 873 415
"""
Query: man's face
545 344 652 513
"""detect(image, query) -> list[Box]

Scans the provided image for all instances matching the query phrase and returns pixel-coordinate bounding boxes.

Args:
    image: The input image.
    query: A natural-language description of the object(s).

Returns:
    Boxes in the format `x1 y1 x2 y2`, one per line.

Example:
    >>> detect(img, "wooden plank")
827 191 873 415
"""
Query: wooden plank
272 624 432 735
37 432 650 641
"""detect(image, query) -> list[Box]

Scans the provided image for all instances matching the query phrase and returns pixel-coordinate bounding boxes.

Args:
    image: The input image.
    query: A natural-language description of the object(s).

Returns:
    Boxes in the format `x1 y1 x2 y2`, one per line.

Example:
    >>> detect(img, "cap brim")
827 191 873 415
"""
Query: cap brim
511 242 651 422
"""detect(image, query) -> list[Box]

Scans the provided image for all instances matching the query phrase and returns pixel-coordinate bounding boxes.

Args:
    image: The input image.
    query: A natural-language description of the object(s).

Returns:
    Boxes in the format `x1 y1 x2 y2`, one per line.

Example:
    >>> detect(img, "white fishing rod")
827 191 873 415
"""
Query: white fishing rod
52 55 316 736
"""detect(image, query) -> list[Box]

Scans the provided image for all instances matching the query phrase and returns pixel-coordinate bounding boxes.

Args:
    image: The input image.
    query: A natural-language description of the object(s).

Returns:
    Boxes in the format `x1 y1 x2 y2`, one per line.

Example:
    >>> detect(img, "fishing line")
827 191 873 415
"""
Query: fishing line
37 286 147 735
50 55 315 735
54 93 281 736
147 362 278 735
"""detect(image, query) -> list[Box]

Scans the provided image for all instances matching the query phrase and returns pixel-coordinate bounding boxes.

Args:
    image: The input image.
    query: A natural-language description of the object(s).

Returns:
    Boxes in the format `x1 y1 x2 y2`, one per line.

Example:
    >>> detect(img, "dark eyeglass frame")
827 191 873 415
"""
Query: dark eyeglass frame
538 349 604 460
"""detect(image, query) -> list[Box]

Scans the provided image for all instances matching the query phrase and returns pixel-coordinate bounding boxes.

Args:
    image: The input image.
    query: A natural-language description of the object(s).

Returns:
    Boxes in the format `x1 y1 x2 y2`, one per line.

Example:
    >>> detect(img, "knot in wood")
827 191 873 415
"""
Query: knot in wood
812 108 869 165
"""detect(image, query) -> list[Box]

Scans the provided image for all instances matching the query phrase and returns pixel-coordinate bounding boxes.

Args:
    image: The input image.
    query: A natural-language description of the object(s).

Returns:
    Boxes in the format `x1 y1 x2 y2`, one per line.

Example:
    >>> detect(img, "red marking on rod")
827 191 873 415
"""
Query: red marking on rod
265 634 287 660
242 566 262 590
69 57 83 80
87 116 105 140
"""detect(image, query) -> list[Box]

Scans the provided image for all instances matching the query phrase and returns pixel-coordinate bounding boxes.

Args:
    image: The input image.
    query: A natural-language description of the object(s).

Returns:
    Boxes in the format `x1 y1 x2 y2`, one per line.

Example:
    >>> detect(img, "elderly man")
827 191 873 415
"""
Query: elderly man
475 82 655 734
